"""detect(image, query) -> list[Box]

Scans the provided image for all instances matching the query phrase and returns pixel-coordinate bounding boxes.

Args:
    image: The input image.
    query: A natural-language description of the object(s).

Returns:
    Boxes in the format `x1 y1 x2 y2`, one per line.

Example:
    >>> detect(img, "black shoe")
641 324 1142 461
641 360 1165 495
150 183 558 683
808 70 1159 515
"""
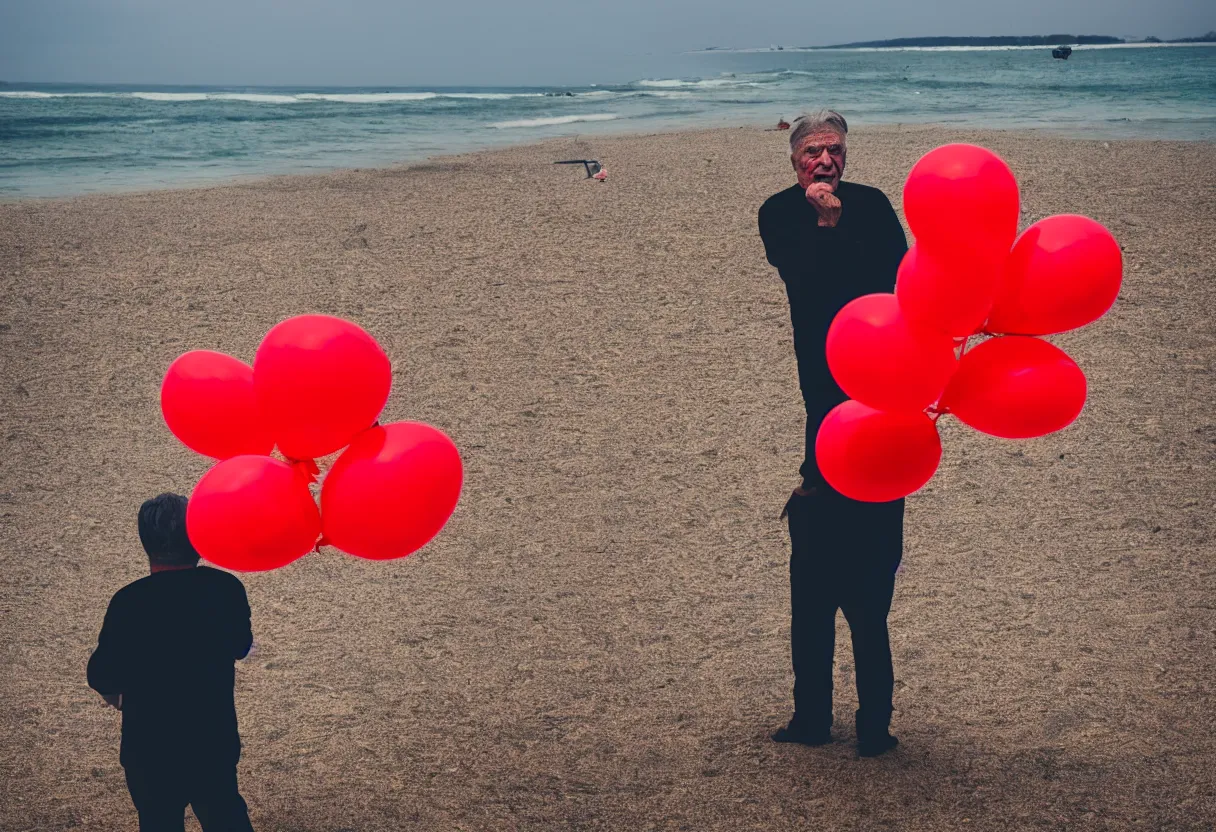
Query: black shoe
857 733 899 757
771 719 831 746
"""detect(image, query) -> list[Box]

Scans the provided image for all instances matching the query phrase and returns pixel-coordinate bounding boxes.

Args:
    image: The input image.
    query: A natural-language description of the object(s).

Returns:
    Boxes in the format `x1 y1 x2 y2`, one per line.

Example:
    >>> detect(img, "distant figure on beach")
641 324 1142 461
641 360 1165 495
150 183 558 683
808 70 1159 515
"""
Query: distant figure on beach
758 110 909 757
88 494 257 831
777 117 791 130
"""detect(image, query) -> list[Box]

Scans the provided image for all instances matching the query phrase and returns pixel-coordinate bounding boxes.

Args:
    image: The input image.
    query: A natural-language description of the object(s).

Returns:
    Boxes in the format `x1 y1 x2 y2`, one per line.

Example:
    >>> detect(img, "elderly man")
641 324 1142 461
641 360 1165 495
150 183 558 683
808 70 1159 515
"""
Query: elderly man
88 493 256 830
758 111 908 757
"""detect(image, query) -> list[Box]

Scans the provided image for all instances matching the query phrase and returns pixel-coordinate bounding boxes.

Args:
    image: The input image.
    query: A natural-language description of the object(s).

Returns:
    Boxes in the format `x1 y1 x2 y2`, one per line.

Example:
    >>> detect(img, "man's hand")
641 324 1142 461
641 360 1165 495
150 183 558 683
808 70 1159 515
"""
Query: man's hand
779 481 823 519
805 183 842 228
101 693 122 711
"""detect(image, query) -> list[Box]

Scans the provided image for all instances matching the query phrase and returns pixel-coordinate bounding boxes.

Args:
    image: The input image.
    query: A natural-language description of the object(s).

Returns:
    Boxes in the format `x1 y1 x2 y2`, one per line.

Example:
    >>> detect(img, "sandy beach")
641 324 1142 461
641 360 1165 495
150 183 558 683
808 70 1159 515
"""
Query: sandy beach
1 125 1214 830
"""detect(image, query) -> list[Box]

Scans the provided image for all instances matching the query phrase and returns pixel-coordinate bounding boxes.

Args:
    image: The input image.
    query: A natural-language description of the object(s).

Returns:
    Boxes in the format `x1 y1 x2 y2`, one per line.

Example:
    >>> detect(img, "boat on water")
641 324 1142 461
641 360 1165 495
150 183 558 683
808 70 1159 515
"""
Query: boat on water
1052 45 1073 59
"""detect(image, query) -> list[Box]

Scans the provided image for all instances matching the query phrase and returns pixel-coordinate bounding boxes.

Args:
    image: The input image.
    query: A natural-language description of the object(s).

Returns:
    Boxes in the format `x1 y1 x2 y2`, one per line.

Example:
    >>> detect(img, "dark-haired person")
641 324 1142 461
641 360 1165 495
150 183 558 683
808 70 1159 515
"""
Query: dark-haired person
758 110 908 757
87 493 256 831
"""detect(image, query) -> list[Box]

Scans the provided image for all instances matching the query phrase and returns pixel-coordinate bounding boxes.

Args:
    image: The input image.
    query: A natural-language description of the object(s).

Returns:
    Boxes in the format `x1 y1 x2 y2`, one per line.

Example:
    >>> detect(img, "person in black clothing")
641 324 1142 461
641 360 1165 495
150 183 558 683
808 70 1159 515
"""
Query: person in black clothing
88 493 256 831
758 110 909 757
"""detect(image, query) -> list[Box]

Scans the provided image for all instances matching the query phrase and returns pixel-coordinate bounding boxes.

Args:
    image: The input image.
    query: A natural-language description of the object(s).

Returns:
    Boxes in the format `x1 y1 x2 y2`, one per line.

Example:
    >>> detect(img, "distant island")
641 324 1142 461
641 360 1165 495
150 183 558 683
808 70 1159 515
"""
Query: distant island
697 31 1216 51
1167 31 1216 43
818 35 1123 49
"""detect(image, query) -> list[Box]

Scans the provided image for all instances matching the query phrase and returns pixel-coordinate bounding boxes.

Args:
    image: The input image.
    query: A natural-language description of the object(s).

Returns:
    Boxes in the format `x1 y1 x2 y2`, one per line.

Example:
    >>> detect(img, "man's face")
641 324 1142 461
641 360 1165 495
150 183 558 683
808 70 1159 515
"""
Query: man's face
792 129 847 191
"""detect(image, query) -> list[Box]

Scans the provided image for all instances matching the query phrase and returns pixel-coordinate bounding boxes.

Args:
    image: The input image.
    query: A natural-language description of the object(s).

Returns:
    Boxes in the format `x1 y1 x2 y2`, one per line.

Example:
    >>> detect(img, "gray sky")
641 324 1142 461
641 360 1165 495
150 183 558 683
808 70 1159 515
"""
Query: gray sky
1 0 1210 86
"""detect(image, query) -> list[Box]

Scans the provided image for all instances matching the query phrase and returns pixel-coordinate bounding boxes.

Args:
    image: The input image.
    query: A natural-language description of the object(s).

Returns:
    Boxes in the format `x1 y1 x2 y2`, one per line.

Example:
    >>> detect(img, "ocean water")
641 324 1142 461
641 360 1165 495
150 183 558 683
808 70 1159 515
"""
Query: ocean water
1 44 1213 199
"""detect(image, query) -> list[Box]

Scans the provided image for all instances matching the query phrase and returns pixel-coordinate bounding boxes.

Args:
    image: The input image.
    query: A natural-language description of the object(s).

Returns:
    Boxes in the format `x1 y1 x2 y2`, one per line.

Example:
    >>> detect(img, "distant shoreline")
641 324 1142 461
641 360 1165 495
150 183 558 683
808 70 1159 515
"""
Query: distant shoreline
695 35 1216 53
822 35 1124 49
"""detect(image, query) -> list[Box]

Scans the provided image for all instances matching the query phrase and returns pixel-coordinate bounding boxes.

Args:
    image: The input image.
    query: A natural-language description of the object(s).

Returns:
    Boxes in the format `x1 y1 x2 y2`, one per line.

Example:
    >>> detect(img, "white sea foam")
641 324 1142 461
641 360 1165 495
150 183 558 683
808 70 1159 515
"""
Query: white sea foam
296 92 438 102
292 92 546 102
0 91 114 98
636 78 758 89
490 113 619 129
576 89 690 99
212 93 299 103
130 92 210 101
5 91 294 102
0 90 629 105
441 92 546 99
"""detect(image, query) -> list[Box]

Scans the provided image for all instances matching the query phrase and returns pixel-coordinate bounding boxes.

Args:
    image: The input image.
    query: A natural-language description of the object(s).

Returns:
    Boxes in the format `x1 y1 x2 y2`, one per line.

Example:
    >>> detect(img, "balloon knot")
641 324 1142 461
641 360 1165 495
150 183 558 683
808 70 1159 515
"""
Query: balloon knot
313 534 329 554
288 458 320 483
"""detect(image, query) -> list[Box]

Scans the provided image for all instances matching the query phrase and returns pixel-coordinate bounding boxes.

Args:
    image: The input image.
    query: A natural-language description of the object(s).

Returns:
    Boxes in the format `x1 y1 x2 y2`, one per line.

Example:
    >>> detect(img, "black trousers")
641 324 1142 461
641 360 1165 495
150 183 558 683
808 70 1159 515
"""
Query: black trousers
124 762 254 832
785 490 904 738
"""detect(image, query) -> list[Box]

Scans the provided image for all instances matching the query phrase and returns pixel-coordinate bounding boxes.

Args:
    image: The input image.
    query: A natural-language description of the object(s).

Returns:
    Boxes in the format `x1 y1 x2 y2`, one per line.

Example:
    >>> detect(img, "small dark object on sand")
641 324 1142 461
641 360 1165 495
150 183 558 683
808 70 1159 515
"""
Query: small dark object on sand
554 159 604 179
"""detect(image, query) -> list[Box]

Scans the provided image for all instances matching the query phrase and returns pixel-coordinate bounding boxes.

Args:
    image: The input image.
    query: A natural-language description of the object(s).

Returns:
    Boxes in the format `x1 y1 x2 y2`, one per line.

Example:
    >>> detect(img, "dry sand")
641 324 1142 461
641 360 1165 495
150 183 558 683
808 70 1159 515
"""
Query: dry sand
1 125 1214 831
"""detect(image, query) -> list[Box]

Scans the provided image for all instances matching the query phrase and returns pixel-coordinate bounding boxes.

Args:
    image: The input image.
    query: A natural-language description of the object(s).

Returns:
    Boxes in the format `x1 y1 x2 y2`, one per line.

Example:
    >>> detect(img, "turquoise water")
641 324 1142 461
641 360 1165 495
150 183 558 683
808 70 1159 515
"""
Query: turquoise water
2 44 1213 198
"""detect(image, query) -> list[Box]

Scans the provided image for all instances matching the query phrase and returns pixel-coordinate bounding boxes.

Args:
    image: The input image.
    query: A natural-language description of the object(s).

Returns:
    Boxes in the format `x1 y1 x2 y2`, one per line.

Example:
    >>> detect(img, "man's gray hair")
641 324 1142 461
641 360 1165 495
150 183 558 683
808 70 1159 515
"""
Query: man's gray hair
789 110 849 150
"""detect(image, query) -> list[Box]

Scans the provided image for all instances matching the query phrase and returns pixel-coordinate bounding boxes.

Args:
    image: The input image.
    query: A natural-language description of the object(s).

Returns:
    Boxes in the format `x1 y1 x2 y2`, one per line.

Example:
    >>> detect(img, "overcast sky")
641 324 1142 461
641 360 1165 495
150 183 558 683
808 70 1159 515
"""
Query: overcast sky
1 0 1210 87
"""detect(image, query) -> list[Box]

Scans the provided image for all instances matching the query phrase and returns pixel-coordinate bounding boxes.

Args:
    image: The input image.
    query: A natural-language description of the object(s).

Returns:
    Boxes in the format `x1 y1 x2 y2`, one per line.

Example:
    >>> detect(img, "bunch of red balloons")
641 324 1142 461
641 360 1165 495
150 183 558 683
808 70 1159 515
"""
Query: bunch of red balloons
818 144 1123 502
160 315 464 571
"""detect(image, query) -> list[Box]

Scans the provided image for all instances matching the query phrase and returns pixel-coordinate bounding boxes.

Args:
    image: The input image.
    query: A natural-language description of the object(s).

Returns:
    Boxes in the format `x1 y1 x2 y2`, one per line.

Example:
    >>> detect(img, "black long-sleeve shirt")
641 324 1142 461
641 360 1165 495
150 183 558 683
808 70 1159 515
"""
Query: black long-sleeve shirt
87 565 253 767
758 181 909 486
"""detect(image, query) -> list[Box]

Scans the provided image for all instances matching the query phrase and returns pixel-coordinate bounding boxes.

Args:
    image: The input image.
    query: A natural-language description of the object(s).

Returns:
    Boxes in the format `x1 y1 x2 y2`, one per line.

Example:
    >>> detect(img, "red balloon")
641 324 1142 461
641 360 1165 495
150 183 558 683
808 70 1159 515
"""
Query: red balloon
161 351 275 459
187 456 321 572
815 401 942 502
895 244 999 337
903 144 1020 263
321 422 463 561
253 315 392 460
985 215 1123 336
942 336 1087 439
826 293 959 412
